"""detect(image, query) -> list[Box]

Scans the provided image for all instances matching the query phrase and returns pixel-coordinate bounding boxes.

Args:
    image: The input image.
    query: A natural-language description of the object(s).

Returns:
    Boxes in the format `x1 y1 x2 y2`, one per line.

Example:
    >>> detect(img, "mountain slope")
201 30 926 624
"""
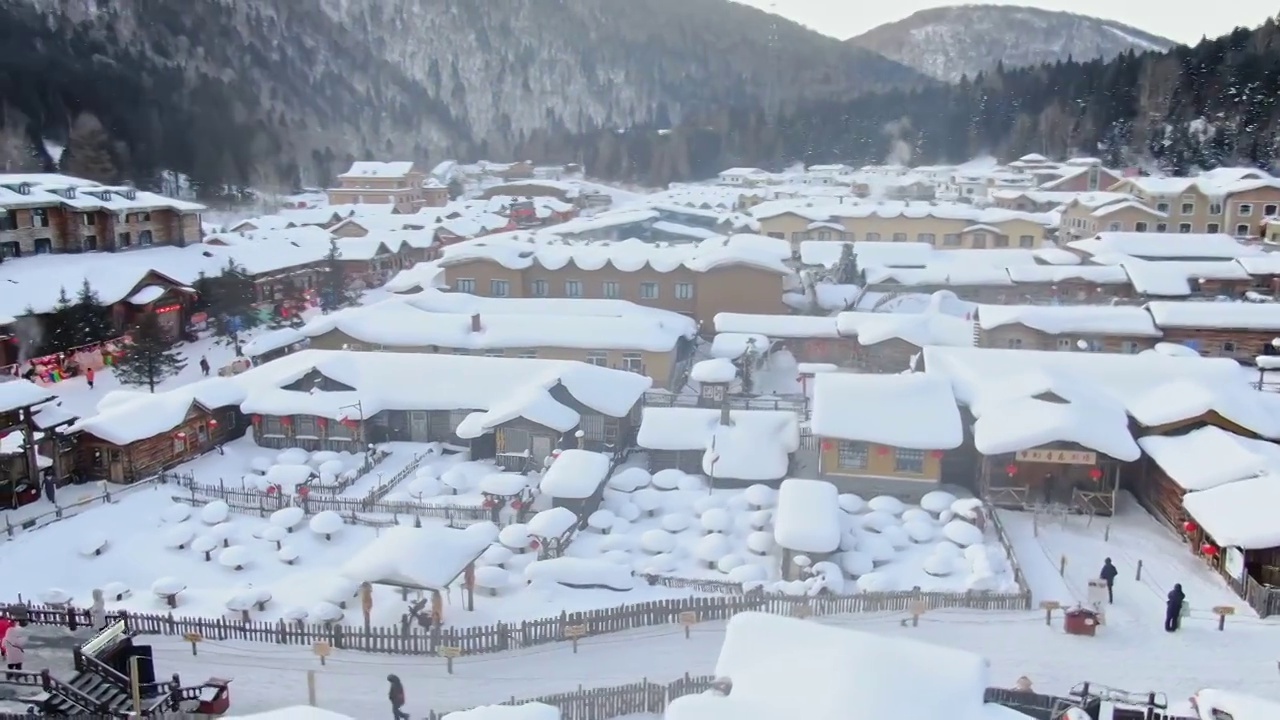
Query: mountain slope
0 0 926 189
546 19 1280 183
848 5 1176 82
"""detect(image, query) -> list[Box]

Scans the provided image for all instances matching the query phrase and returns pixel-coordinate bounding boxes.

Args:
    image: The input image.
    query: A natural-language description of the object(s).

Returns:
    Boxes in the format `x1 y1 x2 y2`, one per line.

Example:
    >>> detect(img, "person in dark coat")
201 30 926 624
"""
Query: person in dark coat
1099 558 1118 604
199 356 211 376
387 673 409 720
1165 584 1186 632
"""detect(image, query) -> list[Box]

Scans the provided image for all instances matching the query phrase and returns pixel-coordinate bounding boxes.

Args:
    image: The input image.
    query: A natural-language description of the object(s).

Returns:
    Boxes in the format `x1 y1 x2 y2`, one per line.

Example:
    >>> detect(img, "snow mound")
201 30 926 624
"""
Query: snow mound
587 509 616 532
78 534 108 557
951 497 983 520
695 533 732 562
867 496 906 516
942 520 983 547
651 470 681 491
700 508 731 533
608 467 651 492
525 557 635 590
309 511 344 538
744 484 777 508
728 563 768 583
920 490 958 514
161 504 191 524
856 572 893 593
860 510 899 533
276 448 310 466
640 529 677 554
163 524 195 549
219 546 252 570
408 475 442 497
270 506 305 530
837 493 866 514
900 508 933 525
200 501 230 525
903 520 937 543
839 551 873 577
661 512 694 532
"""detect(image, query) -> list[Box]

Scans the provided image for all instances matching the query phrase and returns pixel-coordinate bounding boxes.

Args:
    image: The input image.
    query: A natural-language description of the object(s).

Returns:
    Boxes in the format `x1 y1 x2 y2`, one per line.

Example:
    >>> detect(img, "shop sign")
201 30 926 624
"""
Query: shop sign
1015 448 1097 465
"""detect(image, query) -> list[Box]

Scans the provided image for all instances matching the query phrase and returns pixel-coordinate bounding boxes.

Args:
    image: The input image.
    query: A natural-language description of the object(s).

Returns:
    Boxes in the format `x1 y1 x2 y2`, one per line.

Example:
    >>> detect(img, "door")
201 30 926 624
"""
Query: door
409 412 429 442
109 450 124 483
531 435 553 464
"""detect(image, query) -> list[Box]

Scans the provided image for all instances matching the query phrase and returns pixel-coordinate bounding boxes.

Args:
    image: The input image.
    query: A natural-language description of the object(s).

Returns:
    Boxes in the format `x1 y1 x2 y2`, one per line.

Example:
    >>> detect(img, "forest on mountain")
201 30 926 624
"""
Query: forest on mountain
0 0 920 193
540 18 1280 184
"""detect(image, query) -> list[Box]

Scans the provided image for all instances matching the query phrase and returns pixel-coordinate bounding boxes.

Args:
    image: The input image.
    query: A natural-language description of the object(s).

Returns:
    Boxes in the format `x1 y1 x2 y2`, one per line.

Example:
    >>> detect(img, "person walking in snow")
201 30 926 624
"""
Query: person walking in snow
1100 558 1118 604
3 620 27 676
387 673 409 720
1165 583 1186 632
84 366 95 389
199 356 210 376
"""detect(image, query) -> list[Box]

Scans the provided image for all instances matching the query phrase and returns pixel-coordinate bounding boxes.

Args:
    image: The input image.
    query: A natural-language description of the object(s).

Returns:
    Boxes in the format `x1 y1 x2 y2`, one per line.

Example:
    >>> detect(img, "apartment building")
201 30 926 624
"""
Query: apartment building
0 174 204 258
325 161 428 213
1107 170 1280 239
1059 196 1167 239
438 238 791 327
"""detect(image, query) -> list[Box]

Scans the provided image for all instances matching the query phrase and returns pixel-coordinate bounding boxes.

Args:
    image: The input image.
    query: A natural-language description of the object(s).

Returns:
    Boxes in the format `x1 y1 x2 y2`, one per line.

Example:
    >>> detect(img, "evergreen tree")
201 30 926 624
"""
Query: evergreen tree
114 312 187 392
205 260 261 354
45 287 79 353
833 243 860 285
71 279 117 346
446 178 465 200
62 113 118 183
318 239 358 313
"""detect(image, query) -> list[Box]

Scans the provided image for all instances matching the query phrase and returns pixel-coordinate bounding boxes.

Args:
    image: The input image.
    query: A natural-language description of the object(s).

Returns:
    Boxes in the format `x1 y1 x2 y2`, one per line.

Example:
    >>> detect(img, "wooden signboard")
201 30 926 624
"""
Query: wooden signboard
1016 449 1097 465
439 645 462 674
183 632 203 656
312 640 332 665
564 623 589 653
679 611 698 638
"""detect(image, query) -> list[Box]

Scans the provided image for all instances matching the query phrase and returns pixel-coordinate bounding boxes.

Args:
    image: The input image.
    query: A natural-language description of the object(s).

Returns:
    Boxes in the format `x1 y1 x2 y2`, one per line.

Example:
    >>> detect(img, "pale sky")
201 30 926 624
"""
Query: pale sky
733 0 1273 44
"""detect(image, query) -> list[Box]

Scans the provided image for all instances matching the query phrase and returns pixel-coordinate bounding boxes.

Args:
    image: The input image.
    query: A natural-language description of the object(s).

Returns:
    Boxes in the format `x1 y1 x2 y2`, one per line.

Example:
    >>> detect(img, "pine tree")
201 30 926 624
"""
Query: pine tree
72 279 117 346
114 312 187 392
447 178 465 200
319 239 358 313
63 113 118 184
833 243 860 285
206 260 261 354
44 287 79 353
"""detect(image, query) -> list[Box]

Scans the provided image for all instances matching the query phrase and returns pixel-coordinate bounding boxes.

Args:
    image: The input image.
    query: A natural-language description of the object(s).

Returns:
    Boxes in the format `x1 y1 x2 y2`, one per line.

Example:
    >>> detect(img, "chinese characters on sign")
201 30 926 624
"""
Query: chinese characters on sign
1015 449 1098 465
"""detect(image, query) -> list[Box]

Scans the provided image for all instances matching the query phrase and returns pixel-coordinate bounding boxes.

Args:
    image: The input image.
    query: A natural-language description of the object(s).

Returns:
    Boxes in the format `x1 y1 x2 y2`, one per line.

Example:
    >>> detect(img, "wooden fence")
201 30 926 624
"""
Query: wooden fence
987 507 1032 605
2 478 166 541
11 581 1029 659
425 673 716 720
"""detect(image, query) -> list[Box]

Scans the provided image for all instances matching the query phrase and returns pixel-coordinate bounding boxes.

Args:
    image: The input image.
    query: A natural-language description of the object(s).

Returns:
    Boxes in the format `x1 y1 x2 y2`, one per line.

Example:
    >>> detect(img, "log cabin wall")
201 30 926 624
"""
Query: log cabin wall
978 324 1157 353
1129 457 1186 528
1156 327 1279 363
79 405 239 482
1010 281 1135 304
856 338 921 372
784 337 858 366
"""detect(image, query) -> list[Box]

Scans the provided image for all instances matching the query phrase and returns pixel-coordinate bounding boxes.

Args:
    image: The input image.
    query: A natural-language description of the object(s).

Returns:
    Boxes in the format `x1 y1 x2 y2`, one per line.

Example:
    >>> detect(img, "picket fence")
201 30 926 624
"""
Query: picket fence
13 576 1030 659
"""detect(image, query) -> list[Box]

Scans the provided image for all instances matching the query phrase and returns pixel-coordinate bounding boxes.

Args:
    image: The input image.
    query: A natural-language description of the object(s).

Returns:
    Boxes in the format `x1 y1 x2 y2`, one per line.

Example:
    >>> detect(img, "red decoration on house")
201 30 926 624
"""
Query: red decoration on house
251 415 262 425
1088 467 1103 481
1005 463 1018 477
174 431 187 439
208 418 219 429
511 499 524 511
0 431 10 440
340 417 358 429
529 538 541 550
266 485 278 496
1183 521 1198 534
930 450 945 459
820 440 834 452
317 417 328 430
1201 543 1219 556
875 446 891 456
281 417 293 427
482 497 496 509
297 486 310 498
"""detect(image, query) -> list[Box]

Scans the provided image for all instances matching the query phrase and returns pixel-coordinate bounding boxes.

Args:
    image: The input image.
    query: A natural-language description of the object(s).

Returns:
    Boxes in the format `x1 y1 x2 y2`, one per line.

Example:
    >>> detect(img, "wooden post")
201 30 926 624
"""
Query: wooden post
312 640 332 666
307 669 317 706
183 631 203 656
1039 600 1061 627
129 656 143 716
359 582 373 633
564 623 588 653
1135 559 1143 581
679 611 698 639
1059 555 1067 576
439 646 461 674
1212 606 1235 631
464 563 476 612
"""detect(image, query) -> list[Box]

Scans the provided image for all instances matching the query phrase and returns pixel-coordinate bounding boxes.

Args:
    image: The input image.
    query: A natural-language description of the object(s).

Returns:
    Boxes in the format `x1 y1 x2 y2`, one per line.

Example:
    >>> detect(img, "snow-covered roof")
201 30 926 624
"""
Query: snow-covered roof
1067 233 1263 260
0 379 56 413
976 305 1161 337
811 373 962 450
395 288 696 331
864 264 1015 287
1146 301 1280 331
300 295 693 353
1183 474 1280 549
636 407 799 481
440 236 791 275
1003 264 1130 285
665 613 1019 720
749 199 1055 228
773 479 840 553
69 377 246 446
336 161 416 179
539 449 611 499
714 313 839 339
1192 689 1280 720
339 525 492 590
834 309 975 349
1105 258 1252 297
0 173 204 213
1137 426 1280 492
241 328 308 358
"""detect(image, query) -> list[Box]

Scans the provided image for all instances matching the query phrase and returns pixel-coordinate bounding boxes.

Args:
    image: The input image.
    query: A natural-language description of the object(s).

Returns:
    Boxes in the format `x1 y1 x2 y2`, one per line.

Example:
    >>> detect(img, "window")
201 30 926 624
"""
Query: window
1178 223 1192 233
1222 341 1237 354
1155 202 1170 213
295 416 317 437
1121 341 1140 354
865 232 881 242
140 211 151 222
894 448 925 474
1180 203 1195 215
639 282 659 299
1236 224 1251 237
490 279 510 297
517 350 537 359
942 234 961 247
173 434 187 454
1019 235 1035 248
602 281 620 298
31 208 48 228
1266 204 1278 217
971 233 987 248
531 279 548 296
914 233 935 244
484 349 505 358
580 414 605 441
766 232 784 239
33 238 51 255
1056 338 1073 351
817 231 831 241
1156 223 1168 232
139 230 154 246
452 348 473 355
993 235 1009 248
327 418 353 439
0 214 14 231
1006 337 1023 349
1208 203 1223 215
585 352 608 367
262 416 283 435
565 280 583 297
0 241 18 258
82 213 95 226
84 235 97 251
1239 203 1254 217
455 278 475 293
675 282 693 300
1108 222 1122 232
892 233 907 242
1206 223 1220 234
621 353 644 372
836 441 868 471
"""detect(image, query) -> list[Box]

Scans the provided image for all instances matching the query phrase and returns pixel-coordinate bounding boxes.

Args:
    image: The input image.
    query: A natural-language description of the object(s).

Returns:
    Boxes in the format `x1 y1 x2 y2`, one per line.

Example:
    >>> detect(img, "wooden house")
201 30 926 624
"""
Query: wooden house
1146 302 1280 363
806 373 963 499
974 304 1161 354
636 405 800 487
538 448 613 515
0 380 60 507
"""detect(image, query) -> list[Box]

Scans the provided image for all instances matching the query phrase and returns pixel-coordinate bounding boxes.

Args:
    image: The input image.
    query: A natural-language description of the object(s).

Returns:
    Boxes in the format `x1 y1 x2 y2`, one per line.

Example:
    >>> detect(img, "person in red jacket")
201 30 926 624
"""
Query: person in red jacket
387 674 408 719
0 615 12 660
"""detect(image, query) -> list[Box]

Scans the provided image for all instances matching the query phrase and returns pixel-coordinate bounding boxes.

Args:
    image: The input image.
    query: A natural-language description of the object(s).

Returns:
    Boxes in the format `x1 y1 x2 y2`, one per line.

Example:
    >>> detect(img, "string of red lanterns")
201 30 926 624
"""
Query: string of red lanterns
1183 520 1198 534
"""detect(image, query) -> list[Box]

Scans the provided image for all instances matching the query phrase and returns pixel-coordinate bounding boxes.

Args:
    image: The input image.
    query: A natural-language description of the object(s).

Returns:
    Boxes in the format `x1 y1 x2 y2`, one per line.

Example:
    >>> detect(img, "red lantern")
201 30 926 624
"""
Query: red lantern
208 418 219 429
281 416 293 428
820 440 834 451
1201 543 1219 556
875 446 891 456
251 414 262 425
317 417 328 430
529 538 541 550
1088 467 1103 481
1005 463 1018 477
297 486 310 498
1183 521 1198 534
511 499 524 511
930 450 945 459
482 497 496 509
174 431 187 439
266 485 278 496
340 417 358 429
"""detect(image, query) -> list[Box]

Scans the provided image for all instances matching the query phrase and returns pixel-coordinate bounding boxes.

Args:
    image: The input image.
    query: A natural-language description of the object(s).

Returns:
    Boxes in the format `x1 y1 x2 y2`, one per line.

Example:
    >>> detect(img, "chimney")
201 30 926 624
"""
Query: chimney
719 399 733 427
470 313 481 332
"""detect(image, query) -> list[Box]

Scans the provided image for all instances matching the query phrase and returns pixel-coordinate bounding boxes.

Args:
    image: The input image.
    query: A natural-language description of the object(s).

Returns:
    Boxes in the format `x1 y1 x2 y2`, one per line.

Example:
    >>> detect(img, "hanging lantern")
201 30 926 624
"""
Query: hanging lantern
340 417 358 429
251 414 262 425
875 446 891 456
1201 543 1219 557
266 485 278 496
1183 520 1198 534
511 499 524 511
529 538 541 550
281 416 293 428
1005 463 1018 477
1088 467 1103 481
208 418 219 429
317 417 328 430
820 440 834 451
930 450 945 460
174 431 187 439
481 497 496 509
297 486 310 498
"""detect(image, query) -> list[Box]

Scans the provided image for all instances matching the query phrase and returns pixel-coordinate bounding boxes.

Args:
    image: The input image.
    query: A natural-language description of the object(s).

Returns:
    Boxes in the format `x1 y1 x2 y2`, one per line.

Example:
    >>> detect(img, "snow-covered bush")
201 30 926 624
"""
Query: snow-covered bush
855 572 892 593
473 566 512 597
163 524 195 550
744 484 777 509
839 551 873 578
607 467 651 493
78 535 108 557
161 504 191 524
640 529 677 554
837 493 866 514
694 533 732 567
923 554 958 577
860 535 896 565
879 525 911 550
632 488 663 516
193 535 220 561
651 470 681 491
278 546 300 565
660 512 693 533
310 602 343 624
587 509 616 534
746 531 774 556
728 563 768 583
717 554 746 573
499 524 532 552
261 526 288 549
102 582 130 602
748 509 772 530
903 520 937 544
859 510 899 533
900 508 933 525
